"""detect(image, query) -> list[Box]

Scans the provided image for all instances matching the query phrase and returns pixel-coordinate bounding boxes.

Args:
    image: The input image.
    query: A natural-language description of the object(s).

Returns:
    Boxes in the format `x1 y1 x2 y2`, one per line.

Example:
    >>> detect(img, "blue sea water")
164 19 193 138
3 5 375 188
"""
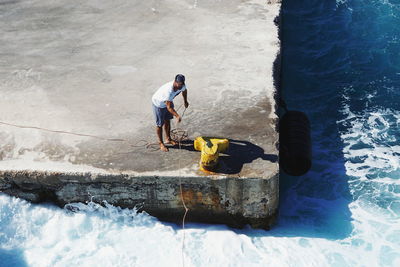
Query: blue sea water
279 0 400 264
1 0 399 266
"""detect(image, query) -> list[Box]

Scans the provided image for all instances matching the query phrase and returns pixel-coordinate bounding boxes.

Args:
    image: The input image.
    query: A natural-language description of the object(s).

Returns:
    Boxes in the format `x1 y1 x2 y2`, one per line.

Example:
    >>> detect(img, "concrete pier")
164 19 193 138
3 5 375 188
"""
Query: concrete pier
0 0 281 229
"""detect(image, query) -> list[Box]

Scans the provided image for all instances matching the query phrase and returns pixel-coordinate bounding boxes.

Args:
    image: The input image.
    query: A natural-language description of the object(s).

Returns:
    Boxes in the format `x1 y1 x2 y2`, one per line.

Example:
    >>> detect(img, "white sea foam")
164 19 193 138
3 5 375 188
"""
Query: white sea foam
337 90 400 266
1 187 399 267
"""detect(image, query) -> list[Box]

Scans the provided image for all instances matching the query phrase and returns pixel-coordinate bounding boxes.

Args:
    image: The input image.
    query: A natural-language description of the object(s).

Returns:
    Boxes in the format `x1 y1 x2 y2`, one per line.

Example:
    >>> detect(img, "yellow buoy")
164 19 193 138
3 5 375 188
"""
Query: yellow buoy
194 137 229 172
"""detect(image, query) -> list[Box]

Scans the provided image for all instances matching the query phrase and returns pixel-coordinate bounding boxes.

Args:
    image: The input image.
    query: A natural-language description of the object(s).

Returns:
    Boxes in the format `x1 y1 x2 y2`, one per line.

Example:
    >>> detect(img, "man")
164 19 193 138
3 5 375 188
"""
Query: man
152 74 189 152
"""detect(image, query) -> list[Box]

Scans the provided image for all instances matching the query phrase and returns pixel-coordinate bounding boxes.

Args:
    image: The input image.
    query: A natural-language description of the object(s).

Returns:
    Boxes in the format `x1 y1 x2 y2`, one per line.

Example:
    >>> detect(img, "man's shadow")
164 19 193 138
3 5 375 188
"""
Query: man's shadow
219 139 277 174
172 139 278 175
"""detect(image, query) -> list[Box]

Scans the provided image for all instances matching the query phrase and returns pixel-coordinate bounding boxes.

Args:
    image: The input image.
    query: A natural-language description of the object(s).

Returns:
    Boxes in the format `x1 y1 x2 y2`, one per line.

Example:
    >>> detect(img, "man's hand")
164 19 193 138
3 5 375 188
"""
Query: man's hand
176 115 182 123
182 89 188 108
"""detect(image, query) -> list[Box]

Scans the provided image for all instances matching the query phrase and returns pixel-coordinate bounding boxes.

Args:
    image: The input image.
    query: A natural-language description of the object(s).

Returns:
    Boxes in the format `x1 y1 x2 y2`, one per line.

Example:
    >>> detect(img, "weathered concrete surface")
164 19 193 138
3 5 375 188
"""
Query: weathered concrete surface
0 170 279 228
0 0 281 228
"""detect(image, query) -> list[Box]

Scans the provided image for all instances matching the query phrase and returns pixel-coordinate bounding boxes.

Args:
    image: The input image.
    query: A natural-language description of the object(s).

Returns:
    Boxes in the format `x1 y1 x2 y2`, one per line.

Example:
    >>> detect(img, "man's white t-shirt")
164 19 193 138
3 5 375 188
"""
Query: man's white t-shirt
152 81 186 108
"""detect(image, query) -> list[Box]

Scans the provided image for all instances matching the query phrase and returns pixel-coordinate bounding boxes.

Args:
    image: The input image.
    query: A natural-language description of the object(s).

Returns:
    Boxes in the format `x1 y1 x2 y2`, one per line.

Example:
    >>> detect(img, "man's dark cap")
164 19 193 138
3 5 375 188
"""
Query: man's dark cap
175 74 185 84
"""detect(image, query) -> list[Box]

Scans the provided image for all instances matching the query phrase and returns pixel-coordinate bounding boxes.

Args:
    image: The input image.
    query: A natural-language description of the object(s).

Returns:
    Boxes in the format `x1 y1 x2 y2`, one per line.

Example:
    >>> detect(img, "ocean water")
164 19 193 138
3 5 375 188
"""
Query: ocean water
1 0 400 266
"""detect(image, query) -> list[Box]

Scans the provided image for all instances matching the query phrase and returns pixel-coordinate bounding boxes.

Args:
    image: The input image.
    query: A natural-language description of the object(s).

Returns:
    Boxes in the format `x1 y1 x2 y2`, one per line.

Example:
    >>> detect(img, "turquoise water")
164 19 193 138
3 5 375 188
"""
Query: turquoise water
279 0 400 265
1 0 400 266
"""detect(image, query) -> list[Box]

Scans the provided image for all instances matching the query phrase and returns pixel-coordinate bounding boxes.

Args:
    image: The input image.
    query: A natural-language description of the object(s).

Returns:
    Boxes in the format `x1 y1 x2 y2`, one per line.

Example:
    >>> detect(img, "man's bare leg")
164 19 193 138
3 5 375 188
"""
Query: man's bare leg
156 126 168 152
164 119 177 146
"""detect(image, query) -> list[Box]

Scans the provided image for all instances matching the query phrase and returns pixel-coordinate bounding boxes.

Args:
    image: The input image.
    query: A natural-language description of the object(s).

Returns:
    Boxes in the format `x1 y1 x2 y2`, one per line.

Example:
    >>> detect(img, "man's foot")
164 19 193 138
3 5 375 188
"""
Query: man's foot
165 139 178 146
160 143 169 152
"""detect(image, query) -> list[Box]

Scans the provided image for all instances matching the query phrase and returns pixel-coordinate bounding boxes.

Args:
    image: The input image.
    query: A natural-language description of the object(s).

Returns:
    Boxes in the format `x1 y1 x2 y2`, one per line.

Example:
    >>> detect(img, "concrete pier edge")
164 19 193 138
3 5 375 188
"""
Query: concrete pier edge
0 0 282 229
0 169 279 229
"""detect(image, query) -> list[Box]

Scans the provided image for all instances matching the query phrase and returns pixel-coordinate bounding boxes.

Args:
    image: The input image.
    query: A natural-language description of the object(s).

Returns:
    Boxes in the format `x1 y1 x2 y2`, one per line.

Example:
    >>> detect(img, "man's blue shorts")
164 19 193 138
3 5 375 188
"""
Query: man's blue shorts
152 102 174 127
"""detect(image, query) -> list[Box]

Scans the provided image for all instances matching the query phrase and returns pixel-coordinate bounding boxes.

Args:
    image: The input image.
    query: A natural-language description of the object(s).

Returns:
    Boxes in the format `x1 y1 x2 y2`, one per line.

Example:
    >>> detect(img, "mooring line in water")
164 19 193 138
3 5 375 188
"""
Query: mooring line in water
175 107 189 267
179 172 189 267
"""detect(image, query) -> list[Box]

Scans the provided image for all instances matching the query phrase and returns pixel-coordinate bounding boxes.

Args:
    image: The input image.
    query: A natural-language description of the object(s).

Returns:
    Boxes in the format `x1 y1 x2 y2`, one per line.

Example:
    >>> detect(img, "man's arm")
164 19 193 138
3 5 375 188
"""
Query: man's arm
182 89 189 108
165 101 181 122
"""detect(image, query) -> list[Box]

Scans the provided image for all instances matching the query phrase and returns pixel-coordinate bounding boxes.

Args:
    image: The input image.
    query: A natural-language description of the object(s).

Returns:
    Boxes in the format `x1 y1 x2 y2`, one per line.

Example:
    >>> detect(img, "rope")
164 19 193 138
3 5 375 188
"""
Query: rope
0 104 189 152
179 177 189 267
0 120 127 142
174 109 190 267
